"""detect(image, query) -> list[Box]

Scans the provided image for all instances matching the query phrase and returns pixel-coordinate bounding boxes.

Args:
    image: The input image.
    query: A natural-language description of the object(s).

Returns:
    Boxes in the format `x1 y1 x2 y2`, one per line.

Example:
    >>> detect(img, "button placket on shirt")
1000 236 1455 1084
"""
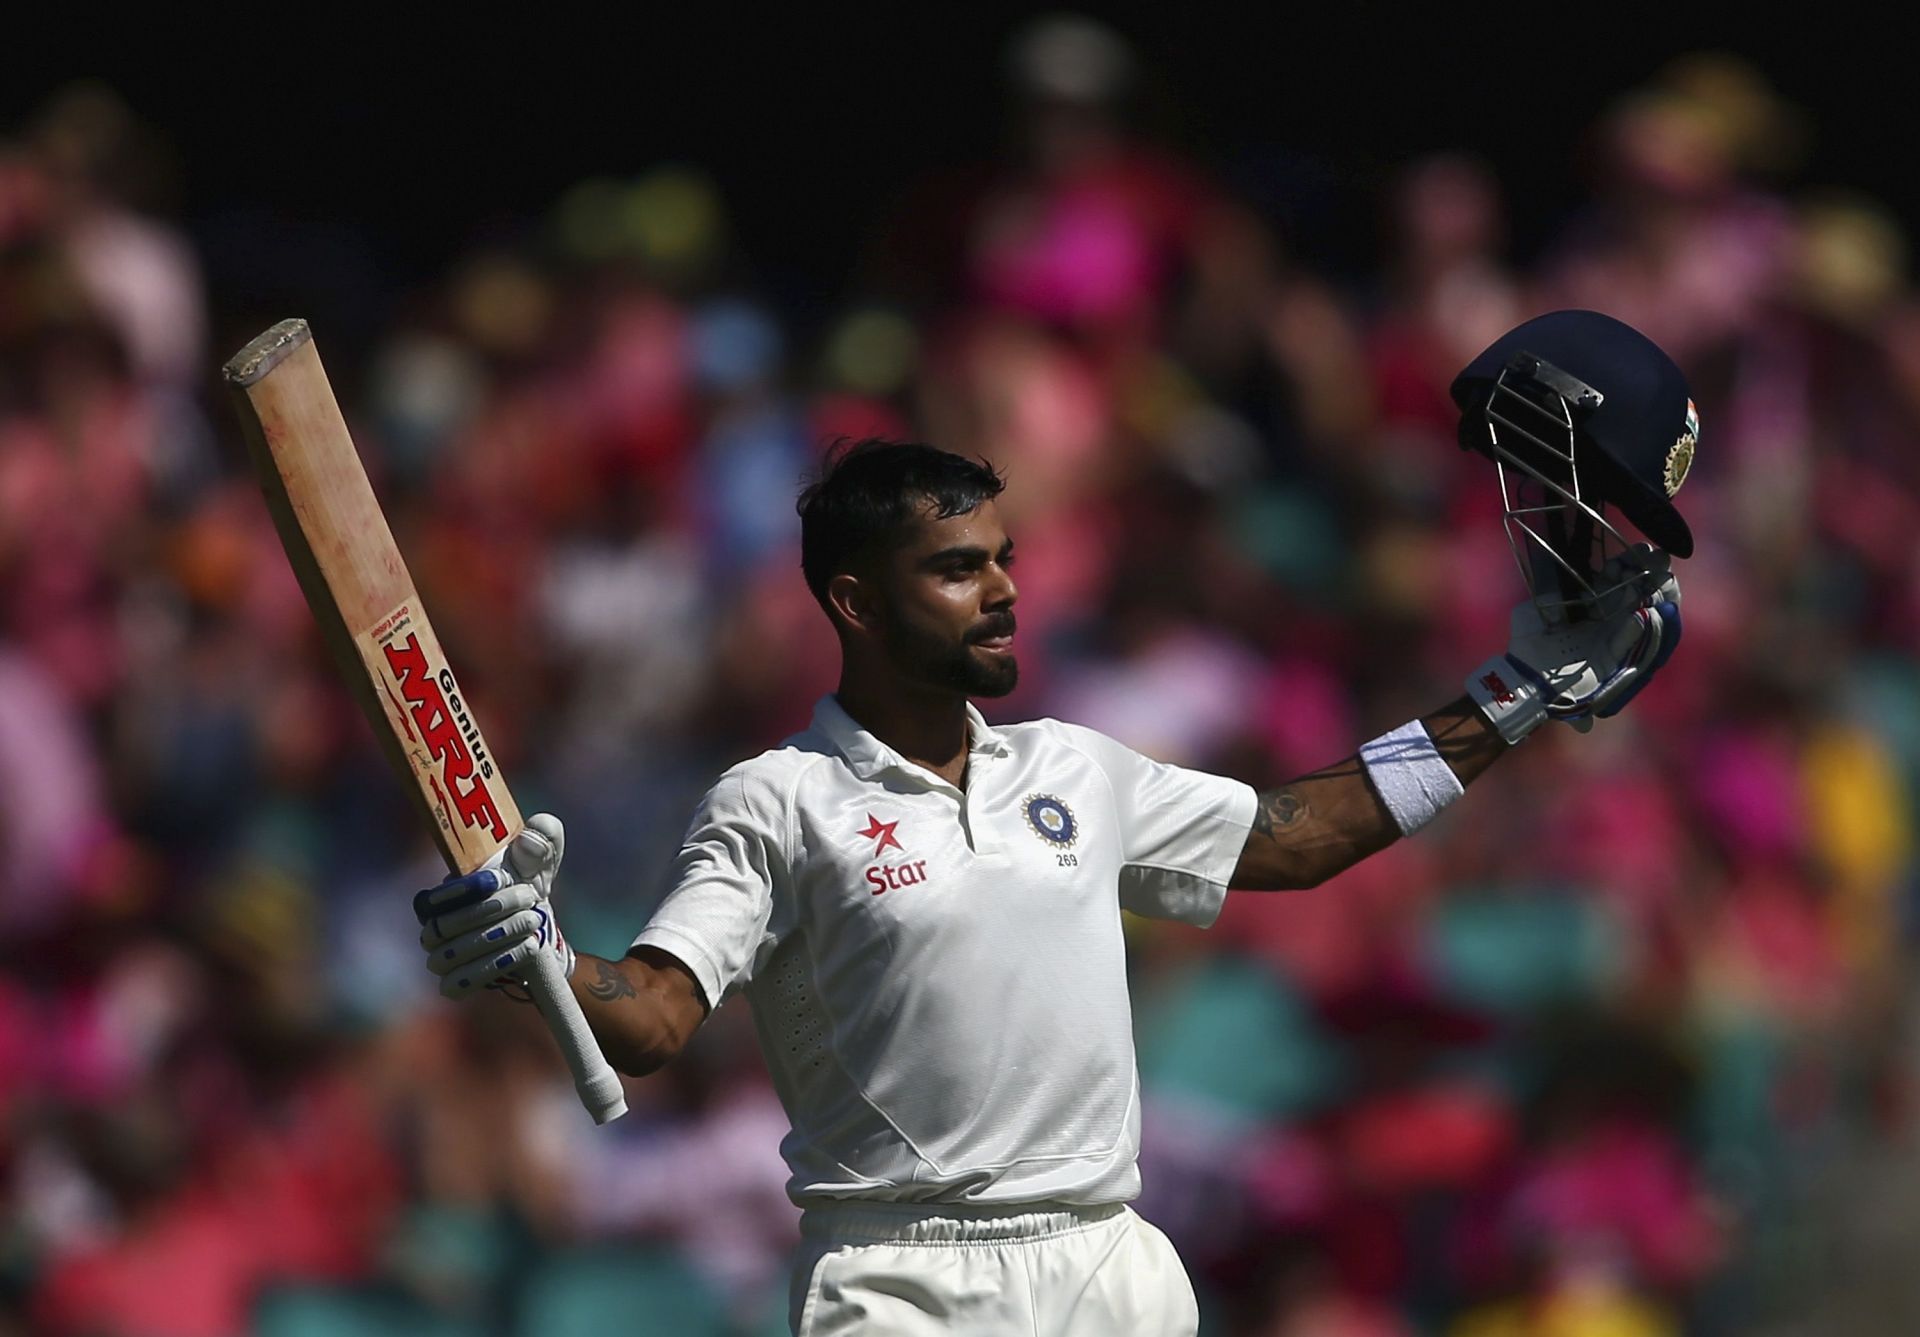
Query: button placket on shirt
891 763 999 858
846 714 1009 859
920 771 999 859
867 757 973 858
961 744 1003 855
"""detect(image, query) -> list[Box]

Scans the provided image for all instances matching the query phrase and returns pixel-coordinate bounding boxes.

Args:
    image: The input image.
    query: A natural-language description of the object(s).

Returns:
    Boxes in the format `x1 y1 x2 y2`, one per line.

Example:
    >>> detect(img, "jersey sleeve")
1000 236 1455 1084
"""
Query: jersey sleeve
630 765 789 1010
1057 722 1256 927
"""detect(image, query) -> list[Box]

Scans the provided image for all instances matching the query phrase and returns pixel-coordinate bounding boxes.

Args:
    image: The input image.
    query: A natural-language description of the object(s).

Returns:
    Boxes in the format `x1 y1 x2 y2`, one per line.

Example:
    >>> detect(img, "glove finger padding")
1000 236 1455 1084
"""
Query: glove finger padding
1591 600 1682 719
439 934 541 998
1478 564 1684 743
427 907 546 978
1542 605 1659 720
414 814 562 928
413 864 507 926
420 877 539 949
1585 544 1675 621
412 812 574 1000
1546 600 1677 723
505 813 564 890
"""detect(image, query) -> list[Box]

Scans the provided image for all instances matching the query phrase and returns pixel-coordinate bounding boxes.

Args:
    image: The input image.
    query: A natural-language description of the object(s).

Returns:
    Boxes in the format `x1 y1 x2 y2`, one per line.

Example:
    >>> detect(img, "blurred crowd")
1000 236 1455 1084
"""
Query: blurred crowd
5 21 1920 1337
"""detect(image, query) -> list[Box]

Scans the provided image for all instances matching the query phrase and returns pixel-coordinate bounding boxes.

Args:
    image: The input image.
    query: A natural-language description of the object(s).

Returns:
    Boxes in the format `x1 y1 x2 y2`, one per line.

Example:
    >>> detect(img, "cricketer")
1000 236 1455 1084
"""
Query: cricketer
413 310 1693 1335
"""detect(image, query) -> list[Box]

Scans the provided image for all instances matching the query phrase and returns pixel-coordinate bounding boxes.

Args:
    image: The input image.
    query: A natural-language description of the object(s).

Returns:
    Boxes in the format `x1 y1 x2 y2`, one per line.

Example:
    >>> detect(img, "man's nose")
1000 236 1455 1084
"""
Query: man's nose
986 563 1017 609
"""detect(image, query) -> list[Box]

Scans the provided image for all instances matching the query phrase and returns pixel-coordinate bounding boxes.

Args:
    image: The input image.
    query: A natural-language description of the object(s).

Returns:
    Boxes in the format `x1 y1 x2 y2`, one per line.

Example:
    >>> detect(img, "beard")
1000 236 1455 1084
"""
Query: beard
885 615 1019 698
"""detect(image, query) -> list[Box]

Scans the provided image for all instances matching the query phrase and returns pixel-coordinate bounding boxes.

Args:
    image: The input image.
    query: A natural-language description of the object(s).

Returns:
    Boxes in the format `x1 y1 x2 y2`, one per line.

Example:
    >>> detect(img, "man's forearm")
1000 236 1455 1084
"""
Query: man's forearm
1229 696 1504 890
568 949 707 1077
1420 694 1508 788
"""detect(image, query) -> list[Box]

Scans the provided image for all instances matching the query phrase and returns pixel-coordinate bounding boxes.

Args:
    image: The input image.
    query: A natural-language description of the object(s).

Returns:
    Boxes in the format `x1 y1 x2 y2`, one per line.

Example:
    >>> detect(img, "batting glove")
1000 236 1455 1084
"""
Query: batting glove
414 812 575 999
1468 546 1683 745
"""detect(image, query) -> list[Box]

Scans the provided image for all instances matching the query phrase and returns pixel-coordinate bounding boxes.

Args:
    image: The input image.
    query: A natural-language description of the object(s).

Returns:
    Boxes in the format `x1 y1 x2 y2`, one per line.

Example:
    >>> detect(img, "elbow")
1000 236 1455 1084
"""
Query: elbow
608 998 705 1078
609 1050 666 1080
600 1034 654 1078
1235 832 1384 892
604 1028 689 1079
1232 853 1322 892
1282 829 1391 889
1278 861 1326 892
594 948 708 1078
1271 848 1341 891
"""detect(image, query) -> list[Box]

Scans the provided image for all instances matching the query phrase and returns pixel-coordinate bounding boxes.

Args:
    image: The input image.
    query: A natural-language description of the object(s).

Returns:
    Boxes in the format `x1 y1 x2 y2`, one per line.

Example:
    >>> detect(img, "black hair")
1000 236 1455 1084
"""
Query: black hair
797 438 1005 609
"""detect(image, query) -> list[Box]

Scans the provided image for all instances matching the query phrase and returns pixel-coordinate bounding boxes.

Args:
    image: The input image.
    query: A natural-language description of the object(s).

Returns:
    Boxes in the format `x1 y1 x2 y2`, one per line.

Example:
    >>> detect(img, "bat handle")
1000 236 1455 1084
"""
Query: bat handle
524 950 630 1124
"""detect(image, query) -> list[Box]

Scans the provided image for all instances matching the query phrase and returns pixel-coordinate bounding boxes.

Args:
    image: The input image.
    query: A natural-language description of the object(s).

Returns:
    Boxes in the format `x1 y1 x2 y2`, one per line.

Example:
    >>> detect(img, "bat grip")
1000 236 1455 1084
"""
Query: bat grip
524 950 630 1124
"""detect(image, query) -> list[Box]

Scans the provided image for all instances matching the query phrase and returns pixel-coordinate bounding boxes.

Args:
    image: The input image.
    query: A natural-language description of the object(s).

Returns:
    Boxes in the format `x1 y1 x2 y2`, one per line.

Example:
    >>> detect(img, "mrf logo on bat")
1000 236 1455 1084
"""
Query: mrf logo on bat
366 603 508 842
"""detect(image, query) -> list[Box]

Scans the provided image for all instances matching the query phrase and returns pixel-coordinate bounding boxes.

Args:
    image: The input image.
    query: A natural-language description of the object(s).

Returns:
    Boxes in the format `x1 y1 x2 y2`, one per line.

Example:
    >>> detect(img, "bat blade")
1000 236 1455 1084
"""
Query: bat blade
225 319 626 1125
227 321 517 870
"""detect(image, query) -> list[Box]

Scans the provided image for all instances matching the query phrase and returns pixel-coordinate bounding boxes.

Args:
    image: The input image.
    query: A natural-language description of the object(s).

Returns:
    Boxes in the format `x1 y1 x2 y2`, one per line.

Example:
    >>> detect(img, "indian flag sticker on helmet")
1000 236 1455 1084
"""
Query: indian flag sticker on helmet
1665 398 1699 498
1023 794 1078 848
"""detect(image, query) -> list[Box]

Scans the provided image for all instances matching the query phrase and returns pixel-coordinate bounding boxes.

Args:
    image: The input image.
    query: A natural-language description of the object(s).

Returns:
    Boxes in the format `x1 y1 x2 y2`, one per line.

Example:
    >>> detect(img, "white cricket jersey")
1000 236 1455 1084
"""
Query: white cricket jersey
632 695 1255 1208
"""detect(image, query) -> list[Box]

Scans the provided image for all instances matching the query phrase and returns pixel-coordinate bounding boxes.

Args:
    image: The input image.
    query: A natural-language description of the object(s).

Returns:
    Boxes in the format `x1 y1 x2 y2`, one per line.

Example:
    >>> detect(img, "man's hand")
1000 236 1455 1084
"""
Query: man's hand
1468 546 1683 744
414 812 575 998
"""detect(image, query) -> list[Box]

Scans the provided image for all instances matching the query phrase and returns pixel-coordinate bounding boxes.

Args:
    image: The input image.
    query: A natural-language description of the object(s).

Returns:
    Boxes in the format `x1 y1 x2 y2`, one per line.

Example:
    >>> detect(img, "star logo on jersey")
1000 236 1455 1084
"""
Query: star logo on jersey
858 813 903 857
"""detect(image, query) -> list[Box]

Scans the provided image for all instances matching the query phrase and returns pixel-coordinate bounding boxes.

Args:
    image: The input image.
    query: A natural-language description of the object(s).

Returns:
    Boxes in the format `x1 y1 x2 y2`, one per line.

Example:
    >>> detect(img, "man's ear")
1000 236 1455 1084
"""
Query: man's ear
827 571 882 634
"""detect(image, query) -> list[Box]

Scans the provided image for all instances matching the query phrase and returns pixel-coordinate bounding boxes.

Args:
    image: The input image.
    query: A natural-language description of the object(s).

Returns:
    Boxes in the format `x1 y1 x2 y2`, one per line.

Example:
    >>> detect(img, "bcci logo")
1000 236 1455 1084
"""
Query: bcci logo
1665 398 1700 498
1023 794 1078 848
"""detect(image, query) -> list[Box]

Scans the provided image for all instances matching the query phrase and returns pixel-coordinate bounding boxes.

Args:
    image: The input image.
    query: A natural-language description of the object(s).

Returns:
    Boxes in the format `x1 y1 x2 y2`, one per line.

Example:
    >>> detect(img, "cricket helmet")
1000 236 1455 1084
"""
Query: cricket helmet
1450 310 1698 618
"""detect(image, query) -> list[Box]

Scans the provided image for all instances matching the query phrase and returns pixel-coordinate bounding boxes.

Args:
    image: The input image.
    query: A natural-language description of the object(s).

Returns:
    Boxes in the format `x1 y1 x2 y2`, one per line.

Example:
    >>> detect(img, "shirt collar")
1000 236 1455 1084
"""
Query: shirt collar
811 694 1011 782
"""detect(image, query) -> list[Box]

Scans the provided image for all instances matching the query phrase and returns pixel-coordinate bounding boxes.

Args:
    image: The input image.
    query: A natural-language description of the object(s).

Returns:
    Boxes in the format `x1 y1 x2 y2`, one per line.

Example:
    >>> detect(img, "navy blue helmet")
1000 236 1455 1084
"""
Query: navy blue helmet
1450 310 1697 620
1450 309 1697 558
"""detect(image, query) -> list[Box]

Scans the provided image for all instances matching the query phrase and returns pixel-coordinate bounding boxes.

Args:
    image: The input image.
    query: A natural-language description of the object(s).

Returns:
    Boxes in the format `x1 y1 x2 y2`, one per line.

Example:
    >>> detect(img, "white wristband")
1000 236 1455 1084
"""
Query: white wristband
1359 720 1466 836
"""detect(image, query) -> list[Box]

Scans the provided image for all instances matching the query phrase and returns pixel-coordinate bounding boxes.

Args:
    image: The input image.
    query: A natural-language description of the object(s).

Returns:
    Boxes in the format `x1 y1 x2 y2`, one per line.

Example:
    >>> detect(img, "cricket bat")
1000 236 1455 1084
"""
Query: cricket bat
224 319 628 1125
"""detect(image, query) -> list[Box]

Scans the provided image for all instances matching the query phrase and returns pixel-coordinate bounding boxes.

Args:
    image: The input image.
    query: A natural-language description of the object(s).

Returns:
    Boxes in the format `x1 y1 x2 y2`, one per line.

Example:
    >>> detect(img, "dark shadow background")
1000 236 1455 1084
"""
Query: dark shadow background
5 11 1903 328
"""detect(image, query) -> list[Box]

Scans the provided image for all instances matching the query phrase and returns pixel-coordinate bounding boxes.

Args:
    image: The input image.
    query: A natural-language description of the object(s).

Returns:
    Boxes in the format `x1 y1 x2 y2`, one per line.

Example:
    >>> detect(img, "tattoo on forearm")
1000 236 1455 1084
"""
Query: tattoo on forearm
584 958 637 1002
1251 788 1307 840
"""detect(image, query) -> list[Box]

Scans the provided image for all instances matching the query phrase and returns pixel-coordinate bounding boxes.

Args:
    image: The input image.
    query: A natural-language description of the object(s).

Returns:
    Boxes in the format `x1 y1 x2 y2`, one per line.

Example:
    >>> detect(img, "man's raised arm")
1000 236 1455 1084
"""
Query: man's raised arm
1232 563 1682 892
414 814 709 1078
1231 698 1501 890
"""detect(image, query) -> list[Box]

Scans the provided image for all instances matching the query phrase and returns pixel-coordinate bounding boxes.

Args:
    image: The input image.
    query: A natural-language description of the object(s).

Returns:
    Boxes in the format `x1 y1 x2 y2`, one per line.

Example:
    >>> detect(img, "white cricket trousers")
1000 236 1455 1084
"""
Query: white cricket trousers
788 1200 1200 1336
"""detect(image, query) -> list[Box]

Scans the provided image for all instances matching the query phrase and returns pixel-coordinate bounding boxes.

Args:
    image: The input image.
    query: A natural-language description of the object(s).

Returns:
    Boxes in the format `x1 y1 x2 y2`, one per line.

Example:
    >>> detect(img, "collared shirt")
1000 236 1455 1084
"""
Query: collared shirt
632 695 1256 1208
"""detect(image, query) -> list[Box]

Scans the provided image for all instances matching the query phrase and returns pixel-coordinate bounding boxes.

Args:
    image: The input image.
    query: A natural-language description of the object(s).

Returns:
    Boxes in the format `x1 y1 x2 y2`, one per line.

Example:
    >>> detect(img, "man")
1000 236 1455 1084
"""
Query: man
415 312 1690 1335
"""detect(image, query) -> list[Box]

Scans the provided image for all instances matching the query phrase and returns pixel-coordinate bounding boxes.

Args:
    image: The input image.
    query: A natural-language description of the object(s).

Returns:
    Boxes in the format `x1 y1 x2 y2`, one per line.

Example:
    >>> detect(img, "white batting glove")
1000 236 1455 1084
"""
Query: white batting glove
1468 546 1683 745
413 813 575 1000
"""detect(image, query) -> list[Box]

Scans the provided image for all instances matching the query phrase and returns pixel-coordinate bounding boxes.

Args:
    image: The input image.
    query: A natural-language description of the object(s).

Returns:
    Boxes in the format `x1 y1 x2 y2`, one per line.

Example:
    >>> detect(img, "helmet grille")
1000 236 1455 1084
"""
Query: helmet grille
1479 355 1643 623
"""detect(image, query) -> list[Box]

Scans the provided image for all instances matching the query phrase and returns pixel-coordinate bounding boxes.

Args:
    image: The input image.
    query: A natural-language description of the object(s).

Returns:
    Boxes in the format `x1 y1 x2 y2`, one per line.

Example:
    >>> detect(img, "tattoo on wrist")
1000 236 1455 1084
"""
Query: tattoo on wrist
584 958 637 1002
1251 788 1307 839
